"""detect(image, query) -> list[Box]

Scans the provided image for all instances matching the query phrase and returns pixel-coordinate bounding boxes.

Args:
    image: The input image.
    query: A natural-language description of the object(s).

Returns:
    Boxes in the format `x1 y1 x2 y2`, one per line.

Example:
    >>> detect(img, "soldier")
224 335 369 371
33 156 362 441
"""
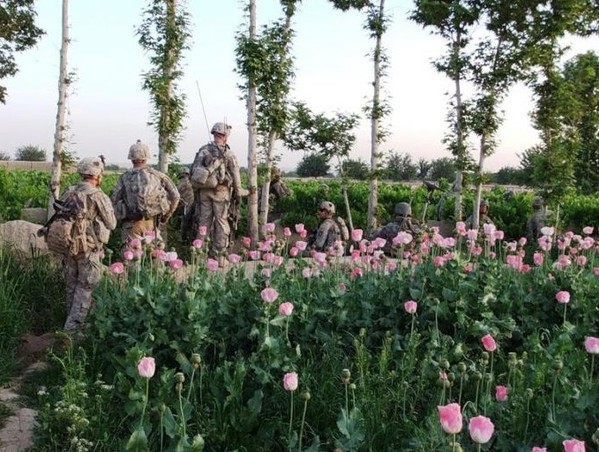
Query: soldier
59 157 116 339
465 199 494 230
176 167 195 243
270 167 291 203
370 202 421 255
111 140 180 247
527 196 546 241
190 122 247 266
307 201 348 253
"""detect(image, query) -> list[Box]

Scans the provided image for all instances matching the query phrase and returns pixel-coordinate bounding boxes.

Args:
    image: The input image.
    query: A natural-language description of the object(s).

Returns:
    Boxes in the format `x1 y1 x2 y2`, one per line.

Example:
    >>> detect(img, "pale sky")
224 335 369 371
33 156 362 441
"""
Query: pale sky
0 0 594 171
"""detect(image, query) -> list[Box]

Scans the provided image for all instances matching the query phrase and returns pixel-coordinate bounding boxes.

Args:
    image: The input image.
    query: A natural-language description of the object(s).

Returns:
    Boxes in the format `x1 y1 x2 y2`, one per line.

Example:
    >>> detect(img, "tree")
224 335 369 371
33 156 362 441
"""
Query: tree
15 144 46 161
49 0 70 218
365 0 391 232
417 158 432 179
296 153 330 177
0 0 44 103
0 151 10 160
410 0 480 221
284 102 360 228
385 151 418 181
236 1 298 235
342 159 369 180
492 166 527 186
429 157 456 182
137 0 190 173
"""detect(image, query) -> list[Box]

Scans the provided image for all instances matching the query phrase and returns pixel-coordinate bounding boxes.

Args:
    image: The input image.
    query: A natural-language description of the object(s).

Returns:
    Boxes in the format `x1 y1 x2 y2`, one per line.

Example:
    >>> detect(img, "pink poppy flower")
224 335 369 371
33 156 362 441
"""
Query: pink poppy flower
261 268 272 278
469 415 494 444
228 253 241 264
351 267 363 278
540 226 554 237
283 227 292 237
299 229 308 239
594 267 599 276
264 222 276 233
164 251 178 262
576 255 587 266
295 241 308 251
192 239 203 249
584 336 599 354
531 447 547 452
562 439 586 452
481 334 497 352
302 267 313 278
289 246 299 257
582 226 594 235
466 229 479 241
137 357 156 379
533 252 544 266
437 403 462 434
456 221 467 235
109 262 125 274
197 225 208 236
351 229 363 242
123 249 134 261
283 372 298 391
463 262 474 273
248 250 261 261
278 302 294 316
495 385 508 401
295 223 305 233
518 237 527 247
393 231 413 246
555 290 571 304
169 258 183 269
129 238 142 249
404 300 418 314
372 237 386 249
241 236 252 248
206 259 219 272
313 252 327 264
261 287 279 303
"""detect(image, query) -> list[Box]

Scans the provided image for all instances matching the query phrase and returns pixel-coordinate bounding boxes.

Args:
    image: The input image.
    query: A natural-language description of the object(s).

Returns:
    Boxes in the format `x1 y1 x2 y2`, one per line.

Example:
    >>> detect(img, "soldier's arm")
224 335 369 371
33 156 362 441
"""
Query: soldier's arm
110 176 124 205
314 221 332 250
157 172 180 219
94 192 117 231
226 151 243 194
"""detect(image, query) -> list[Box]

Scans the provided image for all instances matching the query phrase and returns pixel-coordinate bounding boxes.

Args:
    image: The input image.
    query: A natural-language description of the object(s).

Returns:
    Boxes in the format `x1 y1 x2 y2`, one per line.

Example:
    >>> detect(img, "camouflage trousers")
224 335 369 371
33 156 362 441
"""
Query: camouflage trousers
121 218 164 249
198 186 230 255
63 250 103 336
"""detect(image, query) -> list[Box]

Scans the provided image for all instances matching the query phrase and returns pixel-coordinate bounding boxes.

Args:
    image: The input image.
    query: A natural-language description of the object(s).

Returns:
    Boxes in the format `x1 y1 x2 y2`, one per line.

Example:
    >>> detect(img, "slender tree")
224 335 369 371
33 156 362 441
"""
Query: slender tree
411 0 480 221
137 0 190 173
0 0 44 103
48 0 69 219
365 0 391 232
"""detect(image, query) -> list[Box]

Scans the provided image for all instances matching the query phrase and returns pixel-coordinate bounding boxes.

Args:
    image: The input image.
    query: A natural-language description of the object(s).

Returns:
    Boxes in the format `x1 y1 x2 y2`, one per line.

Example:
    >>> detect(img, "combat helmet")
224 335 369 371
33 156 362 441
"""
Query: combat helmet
211 122 232 136
77 157 104 177
532 196 543 209
128 140 150 161
318 201 335 215
394 202 412 217
179 166 190 177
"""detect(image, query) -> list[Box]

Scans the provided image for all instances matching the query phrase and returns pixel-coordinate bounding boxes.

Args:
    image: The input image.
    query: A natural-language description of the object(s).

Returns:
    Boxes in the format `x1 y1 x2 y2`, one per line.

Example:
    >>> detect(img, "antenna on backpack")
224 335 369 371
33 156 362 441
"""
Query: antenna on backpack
195 80 211 141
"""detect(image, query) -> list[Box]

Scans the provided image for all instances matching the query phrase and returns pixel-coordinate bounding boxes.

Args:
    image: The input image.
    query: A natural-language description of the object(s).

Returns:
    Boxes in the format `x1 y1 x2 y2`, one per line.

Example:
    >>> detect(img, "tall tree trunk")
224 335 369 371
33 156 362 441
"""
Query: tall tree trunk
158 0 176 173
246 0 259 244
367 0 385 233
259 131 277 234
472 134 486 230
453 30 464 222
48 0 69 220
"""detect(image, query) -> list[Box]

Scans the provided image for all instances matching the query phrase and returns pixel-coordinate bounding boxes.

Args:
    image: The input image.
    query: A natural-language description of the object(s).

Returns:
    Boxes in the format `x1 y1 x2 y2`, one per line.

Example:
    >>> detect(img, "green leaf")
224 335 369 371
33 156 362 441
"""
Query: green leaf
125 427 148 452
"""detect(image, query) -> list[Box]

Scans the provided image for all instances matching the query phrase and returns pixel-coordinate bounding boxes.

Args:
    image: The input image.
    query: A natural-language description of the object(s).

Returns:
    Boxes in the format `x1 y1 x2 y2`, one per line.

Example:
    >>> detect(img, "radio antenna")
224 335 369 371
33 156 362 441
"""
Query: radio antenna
195 80 211 139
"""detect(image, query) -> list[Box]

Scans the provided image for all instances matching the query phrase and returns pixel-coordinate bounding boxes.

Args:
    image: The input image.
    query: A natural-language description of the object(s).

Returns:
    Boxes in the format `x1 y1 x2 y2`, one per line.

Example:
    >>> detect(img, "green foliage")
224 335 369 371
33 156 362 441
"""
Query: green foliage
341 159 369 180
0 0 45 103
15 144 46 161
384 151 418 181
296 154 331 178
0 151 10 160
429 157 456 181
137 0 190 167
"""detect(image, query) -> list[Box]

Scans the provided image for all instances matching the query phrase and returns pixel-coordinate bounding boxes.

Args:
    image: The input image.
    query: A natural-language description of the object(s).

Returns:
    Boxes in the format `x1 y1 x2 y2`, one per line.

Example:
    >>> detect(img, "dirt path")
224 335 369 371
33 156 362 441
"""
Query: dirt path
0 361 46 452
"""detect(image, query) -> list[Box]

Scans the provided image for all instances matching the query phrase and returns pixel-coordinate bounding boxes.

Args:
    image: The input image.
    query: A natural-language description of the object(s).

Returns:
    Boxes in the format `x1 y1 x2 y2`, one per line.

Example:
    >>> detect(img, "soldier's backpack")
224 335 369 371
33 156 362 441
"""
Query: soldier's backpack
117 168 169 221
335 217 350 241
44 186 99 256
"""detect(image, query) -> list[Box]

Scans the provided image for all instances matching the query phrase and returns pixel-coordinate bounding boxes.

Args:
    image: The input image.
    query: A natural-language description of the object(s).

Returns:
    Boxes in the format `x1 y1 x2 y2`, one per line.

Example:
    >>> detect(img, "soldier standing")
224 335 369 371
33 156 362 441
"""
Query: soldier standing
307 201 348 253
176 167 195 243
58 157 116 339
190 122 246 266
111 140 180 247
370 202 421 255
527 196 546 241
465 199 494 230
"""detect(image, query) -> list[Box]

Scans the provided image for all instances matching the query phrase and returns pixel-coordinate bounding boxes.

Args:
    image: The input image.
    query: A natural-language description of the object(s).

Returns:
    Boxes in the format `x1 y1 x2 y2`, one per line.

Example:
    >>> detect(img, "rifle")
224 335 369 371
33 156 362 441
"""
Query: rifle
228 189 241 240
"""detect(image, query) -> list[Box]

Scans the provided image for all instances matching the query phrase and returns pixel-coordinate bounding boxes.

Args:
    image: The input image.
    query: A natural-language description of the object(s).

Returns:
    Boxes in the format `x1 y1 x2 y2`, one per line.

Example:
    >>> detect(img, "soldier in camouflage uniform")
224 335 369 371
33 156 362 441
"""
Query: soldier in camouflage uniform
62 157 116 338
176 167 195 243
190 122 246 266
111 140 180 247
527 196 546 241
370 202 421 255
307 201 344 252
465 199 494 230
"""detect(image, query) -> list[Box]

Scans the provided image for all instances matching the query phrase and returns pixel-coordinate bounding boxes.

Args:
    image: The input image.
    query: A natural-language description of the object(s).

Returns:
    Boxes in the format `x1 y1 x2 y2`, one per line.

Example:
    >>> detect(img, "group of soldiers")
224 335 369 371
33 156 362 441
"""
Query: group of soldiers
48 119 548 339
